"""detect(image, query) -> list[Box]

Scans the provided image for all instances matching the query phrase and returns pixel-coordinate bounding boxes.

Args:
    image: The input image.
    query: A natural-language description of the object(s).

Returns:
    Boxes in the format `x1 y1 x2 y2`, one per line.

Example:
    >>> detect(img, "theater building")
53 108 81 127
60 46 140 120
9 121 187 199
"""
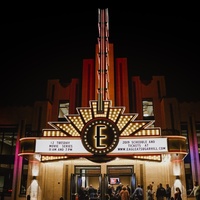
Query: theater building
0 8 199 200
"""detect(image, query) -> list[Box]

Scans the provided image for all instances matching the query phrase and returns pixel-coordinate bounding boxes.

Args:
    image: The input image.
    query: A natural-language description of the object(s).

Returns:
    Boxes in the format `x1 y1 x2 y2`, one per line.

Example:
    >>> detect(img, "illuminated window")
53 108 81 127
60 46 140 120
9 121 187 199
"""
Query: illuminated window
142 99 154 118
0 126 17 196
180 123 189 149
58 101 69 119
0 127 17 155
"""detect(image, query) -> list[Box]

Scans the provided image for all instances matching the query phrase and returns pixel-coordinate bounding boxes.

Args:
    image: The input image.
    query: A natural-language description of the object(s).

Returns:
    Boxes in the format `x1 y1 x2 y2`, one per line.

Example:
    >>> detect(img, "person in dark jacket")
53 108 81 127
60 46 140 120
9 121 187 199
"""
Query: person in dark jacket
156 183 166 200
115 183 123 195
78 186 86 200
88 184 97 199
126 184 131 195
165 184 171 200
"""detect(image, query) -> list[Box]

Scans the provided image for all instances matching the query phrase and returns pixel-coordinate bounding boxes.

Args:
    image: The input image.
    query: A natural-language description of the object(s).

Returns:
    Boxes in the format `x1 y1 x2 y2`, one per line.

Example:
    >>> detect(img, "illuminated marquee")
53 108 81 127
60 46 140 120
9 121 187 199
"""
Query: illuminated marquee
35 137 168 154
19 100 187 162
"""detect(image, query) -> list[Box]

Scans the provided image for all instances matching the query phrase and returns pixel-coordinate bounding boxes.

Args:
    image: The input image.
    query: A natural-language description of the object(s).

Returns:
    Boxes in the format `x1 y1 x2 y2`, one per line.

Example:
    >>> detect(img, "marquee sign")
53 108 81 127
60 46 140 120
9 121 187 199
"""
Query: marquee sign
19 100 187 162
35 137 168 154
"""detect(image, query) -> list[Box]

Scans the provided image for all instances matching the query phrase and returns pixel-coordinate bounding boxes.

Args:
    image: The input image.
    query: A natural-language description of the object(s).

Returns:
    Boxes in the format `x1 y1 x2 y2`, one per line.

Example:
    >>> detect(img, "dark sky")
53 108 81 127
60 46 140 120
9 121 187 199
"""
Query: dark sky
1 5 200 106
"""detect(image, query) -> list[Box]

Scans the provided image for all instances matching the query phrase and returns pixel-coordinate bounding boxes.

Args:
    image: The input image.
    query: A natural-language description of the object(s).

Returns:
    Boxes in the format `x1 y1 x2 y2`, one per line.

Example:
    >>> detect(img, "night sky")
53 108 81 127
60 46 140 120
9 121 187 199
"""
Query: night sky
1 5 200 106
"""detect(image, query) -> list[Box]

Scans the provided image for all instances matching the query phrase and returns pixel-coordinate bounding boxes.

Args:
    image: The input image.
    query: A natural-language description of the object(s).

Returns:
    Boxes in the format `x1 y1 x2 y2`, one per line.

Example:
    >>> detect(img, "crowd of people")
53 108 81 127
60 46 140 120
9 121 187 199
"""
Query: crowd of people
77 183 131 200
106 183 131 200
106 182 173 200
78 184 100 200
76 181 200 200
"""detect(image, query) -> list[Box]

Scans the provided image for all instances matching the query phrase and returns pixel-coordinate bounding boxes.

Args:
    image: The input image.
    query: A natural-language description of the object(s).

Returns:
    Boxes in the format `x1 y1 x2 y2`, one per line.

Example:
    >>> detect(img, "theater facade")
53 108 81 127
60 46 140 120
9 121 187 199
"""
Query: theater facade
18 98 187 200
1 8 199 200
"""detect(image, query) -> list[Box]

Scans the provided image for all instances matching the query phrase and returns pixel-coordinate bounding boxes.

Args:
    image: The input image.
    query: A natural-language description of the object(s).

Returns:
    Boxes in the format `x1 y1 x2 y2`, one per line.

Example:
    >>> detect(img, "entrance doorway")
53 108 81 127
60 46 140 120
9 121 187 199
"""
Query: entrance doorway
71 165 135 200
106 165 136 197
71 165 101 200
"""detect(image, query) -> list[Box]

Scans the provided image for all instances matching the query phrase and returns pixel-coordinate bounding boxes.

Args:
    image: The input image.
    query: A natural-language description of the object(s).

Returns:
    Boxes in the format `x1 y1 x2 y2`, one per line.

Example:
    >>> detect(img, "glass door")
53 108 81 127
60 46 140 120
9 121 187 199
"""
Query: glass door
72 165 102 199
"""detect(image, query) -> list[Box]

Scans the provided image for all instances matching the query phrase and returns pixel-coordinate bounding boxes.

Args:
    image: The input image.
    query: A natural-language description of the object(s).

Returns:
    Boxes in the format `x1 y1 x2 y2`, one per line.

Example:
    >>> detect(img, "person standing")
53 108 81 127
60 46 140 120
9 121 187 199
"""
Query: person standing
165 184 171 200
116 183 123 196
119 186 130 200
156 183 166 200
147 185 154 200
126 184 131 196
131 184 143 200
107 184 115 199
189 181 200 200
78 186 86 200
88 184 96 199
174 187 182 200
